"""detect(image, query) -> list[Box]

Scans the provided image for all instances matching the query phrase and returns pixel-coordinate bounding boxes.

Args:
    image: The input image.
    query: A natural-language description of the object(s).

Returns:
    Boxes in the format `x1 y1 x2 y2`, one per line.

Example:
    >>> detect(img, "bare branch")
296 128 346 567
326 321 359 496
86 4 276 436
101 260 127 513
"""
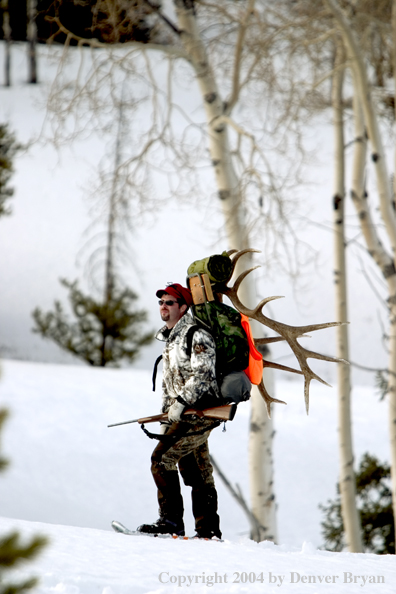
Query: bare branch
142 0 182 36
225 0 256 115
46 15 190 60
210 454 266 542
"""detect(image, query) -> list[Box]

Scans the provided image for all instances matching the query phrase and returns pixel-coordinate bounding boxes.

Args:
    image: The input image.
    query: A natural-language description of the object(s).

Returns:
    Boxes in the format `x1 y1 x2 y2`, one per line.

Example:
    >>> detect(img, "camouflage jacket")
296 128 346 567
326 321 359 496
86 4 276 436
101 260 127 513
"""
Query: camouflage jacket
156 313 220 413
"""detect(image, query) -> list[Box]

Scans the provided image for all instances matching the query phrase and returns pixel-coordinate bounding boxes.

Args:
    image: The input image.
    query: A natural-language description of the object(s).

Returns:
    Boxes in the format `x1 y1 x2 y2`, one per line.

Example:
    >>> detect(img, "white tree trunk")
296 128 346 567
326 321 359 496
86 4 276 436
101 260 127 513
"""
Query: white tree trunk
248 368 277 542
175 0 277 542
328 0 396 543
332 41 363 553
350 86 396 549
389 0 396 542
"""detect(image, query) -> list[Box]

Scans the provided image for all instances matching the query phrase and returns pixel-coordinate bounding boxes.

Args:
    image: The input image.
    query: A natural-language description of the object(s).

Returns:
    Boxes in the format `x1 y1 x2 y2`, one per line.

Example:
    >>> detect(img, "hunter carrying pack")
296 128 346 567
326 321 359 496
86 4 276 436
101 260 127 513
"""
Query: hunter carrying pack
128 247 346 430
152 252 264 405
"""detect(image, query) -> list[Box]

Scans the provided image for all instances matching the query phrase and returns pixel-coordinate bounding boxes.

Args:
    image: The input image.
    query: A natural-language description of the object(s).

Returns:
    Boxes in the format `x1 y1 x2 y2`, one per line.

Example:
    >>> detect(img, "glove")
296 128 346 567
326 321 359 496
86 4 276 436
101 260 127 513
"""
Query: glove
168 401 185 423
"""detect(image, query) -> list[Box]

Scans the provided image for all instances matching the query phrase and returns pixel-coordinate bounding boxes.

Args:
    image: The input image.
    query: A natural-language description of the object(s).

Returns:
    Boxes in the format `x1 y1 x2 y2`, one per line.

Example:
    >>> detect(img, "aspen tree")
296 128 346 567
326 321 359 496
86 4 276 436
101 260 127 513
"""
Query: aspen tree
331 38 363 553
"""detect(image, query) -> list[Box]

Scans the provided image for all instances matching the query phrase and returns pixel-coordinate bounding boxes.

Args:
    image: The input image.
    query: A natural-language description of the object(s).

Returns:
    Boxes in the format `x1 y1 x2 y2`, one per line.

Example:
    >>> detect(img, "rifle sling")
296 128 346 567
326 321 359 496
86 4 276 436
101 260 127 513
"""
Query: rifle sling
140 420 221 442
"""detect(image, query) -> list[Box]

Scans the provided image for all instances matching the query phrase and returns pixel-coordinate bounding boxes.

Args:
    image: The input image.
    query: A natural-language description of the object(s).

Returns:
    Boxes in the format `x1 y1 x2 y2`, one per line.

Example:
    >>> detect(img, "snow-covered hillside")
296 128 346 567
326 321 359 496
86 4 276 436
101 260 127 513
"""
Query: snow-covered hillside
0 359 393 593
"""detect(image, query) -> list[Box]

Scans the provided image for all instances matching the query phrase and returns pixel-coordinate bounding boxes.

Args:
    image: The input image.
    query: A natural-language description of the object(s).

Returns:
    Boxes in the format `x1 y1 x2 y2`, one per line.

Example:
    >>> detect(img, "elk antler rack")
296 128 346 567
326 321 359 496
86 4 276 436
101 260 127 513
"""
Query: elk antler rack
219 249 347 417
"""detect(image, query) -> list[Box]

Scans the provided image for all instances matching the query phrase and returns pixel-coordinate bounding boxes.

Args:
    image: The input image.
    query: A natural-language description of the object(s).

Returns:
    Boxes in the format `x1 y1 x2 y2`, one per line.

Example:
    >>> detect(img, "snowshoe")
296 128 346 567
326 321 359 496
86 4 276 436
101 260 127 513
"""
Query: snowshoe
136 517 185 536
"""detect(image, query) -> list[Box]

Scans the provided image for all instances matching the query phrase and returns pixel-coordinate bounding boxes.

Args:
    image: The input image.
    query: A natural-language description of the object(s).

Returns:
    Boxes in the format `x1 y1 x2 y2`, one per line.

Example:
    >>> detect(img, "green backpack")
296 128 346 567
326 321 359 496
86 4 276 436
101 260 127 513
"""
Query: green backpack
186 301 250 383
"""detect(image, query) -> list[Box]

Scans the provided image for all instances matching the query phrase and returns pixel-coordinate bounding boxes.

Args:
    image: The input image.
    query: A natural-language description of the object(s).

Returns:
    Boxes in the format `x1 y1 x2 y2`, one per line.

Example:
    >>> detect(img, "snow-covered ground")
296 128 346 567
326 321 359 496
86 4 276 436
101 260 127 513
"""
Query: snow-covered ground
2 517 395 594
0 359 393 593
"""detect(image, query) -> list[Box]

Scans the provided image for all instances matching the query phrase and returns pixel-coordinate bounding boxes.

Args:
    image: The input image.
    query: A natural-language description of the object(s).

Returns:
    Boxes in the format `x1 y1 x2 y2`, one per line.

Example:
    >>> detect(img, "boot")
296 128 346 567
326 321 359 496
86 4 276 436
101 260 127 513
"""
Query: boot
137 517 185 536
192 486 222 539
194 528 222 540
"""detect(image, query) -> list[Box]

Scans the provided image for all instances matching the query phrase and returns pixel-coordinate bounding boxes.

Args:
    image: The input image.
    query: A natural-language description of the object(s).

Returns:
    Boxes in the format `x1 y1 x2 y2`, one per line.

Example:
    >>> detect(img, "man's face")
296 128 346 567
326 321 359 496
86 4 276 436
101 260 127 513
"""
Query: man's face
159 294 187 329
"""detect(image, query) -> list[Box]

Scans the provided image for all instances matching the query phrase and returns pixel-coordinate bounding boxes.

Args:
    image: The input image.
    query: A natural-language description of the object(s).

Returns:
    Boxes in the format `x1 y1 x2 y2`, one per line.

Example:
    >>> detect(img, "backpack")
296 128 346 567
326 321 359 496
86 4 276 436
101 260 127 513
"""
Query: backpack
186 269 264 403
187 301 249 379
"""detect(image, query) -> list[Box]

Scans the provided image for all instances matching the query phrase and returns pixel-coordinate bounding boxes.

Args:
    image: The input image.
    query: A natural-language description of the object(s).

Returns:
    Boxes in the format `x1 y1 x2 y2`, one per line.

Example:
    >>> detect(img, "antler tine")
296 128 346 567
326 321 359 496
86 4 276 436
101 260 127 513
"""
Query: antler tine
301 346 349 365
303 371 333 414
262 359 304 376
253 295 284 316
255 336 286 345
257 379 287 418
229 248 261 276
233 266 261 294
288 320 348 338
254 335 311 345
304 379 312 414
291 348 334 415
226 249 238 256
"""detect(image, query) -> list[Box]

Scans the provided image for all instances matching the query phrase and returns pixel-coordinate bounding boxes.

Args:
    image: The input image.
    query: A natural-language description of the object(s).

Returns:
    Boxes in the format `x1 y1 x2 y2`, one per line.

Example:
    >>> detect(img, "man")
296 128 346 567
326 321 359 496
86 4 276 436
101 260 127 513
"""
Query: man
137 283 222 539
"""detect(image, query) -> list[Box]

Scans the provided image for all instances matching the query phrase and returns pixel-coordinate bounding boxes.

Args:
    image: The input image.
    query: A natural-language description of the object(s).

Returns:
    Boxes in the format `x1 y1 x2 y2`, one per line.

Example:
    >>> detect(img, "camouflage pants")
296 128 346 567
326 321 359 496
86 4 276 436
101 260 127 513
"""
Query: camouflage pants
150 419 221 536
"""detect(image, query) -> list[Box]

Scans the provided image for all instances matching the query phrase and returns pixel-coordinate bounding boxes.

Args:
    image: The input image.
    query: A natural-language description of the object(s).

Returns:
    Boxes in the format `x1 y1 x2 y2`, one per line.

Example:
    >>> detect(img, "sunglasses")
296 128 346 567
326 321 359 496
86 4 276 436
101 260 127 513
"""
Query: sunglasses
158 299 178 307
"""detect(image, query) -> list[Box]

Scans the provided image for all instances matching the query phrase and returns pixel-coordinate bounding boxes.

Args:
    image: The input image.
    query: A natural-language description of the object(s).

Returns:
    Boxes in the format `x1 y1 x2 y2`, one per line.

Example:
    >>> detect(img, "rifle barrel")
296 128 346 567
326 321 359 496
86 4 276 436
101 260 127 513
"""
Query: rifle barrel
107 404 236 428
107 418 140 428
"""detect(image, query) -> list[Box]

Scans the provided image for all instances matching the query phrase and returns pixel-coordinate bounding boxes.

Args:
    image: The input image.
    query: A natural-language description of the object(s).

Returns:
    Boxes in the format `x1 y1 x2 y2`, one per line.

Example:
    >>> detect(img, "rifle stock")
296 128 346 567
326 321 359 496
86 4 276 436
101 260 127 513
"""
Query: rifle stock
107 403 237 428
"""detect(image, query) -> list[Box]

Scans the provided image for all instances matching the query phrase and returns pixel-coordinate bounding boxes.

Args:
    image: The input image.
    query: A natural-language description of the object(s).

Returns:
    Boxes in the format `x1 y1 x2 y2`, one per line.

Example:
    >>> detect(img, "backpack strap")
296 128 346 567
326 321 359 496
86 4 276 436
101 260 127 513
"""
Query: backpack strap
152 355 163 392
185 325 199 358
152 325 198 391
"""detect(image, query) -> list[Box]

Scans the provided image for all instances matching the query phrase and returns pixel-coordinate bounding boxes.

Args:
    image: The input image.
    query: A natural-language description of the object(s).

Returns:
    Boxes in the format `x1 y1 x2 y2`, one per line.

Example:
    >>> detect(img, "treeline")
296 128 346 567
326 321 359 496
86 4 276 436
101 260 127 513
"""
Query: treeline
1 0 153 45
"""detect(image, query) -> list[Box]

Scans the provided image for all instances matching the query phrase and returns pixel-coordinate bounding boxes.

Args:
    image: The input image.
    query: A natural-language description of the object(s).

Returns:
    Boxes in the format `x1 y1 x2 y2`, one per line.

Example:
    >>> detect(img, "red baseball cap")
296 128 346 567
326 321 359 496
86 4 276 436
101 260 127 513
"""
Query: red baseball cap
156 283 193 307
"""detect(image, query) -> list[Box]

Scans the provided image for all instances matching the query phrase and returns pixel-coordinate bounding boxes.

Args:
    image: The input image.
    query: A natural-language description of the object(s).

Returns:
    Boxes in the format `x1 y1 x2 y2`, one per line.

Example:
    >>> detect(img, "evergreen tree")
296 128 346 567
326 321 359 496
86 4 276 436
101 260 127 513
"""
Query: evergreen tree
320 453 395 554
32 279 153 367
32 94 153 368
0 1 154 45
0 124 20 218
0 409 48 594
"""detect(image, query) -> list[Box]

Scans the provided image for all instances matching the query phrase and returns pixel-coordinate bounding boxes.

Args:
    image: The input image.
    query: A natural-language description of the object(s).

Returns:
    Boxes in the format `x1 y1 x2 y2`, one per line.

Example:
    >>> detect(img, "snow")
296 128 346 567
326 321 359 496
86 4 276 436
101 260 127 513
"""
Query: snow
2 518 396 594
0 359 394 593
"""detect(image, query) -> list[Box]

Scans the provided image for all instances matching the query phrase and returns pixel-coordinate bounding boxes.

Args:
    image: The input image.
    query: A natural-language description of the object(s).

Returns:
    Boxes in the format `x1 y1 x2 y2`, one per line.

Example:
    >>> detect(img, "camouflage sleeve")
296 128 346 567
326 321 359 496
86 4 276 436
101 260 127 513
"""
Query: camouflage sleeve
179 329 218 406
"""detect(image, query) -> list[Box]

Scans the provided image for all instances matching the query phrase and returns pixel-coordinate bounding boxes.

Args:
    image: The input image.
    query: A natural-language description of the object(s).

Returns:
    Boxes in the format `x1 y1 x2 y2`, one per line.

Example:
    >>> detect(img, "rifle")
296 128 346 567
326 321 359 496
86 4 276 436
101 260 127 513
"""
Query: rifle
107 403 237 428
